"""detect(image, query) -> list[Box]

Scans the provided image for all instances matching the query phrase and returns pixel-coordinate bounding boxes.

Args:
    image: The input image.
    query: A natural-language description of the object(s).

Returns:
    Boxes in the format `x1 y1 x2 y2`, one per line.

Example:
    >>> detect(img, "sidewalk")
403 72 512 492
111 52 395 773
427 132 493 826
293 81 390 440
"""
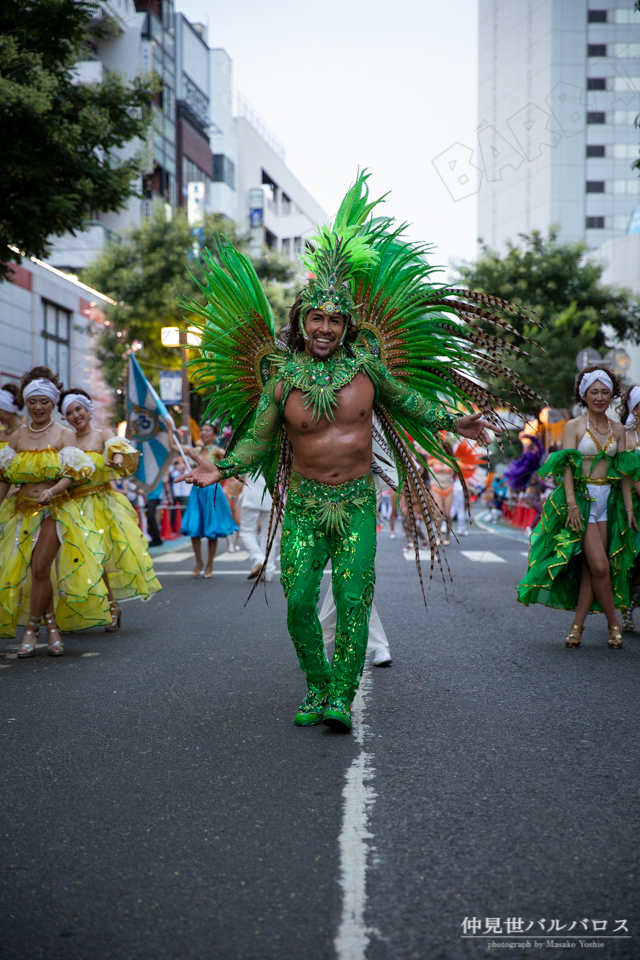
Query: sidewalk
474 509 531 544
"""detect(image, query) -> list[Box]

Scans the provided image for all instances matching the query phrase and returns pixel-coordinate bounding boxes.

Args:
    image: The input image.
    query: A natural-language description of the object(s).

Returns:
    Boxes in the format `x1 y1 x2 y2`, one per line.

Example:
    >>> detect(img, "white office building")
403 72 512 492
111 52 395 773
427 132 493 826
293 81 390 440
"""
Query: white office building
48 0 154 271
46 2 324 272
476 1 640 381
477 1 640 252
0 259 115 426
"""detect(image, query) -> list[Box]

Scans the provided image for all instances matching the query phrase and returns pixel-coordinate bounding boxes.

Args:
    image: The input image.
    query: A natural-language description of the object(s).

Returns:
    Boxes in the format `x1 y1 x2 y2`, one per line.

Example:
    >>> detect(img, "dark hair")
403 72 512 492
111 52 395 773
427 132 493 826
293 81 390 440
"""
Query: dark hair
1 382 23 411
58 387 92 414
18 365 63 404
573 365 621 406
617 383 639 425
283 297 357 353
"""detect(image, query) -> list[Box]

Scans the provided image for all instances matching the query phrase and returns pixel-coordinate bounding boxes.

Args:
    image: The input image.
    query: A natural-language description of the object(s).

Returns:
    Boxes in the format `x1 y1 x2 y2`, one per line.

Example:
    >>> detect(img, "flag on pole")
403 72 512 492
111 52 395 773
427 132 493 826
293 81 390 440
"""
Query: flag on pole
127 354 174 493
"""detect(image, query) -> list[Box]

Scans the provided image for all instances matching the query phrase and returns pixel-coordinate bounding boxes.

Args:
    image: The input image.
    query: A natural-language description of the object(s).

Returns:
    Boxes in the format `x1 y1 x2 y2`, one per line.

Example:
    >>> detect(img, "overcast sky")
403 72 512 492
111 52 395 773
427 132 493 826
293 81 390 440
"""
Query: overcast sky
175 0 479 277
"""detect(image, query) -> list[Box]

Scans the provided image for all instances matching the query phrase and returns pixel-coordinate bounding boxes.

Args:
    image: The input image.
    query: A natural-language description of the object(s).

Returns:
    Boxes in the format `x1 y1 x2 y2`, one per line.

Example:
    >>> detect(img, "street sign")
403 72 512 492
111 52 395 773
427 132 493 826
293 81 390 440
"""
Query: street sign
603 347 631 375
249 187 264 227
159 371 182 404
575 348 601 370
161 326 201 347
187 181 205 226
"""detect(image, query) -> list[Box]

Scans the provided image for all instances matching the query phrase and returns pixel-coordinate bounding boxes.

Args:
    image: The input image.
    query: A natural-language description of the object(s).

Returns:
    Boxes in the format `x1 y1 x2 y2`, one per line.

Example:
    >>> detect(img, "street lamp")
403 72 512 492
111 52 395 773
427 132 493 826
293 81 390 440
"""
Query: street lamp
160 326 201 438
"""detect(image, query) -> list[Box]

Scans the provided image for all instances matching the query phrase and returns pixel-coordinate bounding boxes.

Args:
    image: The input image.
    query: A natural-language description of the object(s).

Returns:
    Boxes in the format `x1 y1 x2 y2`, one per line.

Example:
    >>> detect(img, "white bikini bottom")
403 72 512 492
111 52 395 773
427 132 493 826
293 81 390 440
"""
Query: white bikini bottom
586 483 610 524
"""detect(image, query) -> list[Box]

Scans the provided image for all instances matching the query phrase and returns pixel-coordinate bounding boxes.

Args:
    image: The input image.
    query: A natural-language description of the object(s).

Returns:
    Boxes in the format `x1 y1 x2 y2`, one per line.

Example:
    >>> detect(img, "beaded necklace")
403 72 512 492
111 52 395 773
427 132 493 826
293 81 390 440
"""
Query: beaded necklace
277 348 374 422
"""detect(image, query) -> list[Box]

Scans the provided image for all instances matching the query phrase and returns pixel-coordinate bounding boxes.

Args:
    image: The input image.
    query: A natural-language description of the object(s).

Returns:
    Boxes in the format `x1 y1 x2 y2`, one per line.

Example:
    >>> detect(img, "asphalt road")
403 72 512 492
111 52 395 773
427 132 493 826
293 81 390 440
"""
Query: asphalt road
0 518 638 960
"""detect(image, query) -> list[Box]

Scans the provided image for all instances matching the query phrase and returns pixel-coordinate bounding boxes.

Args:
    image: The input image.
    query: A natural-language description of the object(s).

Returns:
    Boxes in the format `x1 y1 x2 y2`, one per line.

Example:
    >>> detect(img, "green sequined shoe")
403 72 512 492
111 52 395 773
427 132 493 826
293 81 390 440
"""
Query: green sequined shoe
322 696 352 732
294 688 328 726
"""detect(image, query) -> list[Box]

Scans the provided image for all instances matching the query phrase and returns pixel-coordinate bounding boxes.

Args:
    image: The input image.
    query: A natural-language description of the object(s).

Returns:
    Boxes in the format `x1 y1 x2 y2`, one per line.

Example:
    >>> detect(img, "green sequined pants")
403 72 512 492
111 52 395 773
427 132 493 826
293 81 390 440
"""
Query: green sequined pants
280 472 377 703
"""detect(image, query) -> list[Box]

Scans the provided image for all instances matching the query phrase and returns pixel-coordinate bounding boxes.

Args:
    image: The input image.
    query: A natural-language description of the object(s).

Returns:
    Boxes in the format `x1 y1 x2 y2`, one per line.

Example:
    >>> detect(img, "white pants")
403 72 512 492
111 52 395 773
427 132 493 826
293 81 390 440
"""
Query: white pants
450 478 467 533
319 587 391 658
240 507 280 577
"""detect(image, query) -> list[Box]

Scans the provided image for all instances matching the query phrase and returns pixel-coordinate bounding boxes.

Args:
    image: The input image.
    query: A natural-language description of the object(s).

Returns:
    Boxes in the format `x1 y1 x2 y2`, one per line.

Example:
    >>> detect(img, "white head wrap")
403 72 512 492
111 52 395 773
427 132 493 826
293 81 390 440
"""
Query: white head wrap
578 369 613 400
625 385 640 427
22 378 60 405
0 388 20 414
61 393 94 419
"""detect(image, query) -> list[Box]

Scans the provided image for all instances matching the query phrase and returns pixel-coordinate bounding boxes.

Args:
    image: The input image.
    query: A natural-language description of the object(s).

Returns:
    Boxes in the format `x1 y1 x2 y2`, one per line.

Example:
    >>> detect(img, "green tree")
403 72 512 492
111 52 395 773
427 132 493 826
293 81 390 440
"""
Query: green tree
0 0 155 278
83 209 297 423
456 230 640 409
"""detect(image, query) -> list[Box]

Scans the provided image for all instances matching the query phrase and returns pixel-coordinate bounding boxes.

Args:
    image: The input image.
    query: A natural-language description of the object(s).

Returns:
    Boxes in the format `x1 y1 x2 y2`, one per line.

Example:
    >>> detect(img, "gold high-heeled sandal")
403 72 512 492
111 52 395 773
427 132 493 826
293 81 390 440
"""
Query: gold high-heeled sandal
607 624 623 649
105 600 122 632
565 623 584 647
622 608 635 632
17 616 41 658
44 613 64 656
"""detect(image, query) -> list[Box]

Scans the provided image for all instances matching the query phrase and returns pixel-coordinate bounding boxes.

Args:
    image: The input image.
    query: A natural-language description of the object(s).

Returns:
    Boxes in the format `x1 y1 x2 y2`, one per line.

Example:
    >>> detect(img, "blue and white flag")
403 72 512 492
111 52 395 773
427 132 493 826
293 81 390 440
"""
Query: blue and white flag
127 354 174 493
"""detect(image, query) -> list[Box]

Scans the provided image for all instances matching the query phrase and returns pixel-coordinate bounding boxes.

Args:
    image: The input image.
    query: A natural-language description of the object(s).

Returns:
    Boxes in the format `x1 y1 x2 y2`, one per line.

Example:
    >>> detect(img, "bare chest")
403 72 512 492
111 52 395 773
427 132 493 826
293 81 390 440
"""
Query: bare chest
284 373 375 434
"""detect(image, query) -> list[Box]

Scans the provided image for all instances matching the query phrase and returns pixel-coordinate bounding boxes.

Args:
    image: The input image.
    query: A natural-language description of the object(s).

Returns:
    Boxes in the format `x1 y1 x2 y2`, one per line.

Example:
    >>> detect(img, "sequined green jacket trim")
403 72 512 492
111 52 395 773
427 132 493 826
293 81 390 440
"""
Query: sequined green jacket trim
216 350 459 480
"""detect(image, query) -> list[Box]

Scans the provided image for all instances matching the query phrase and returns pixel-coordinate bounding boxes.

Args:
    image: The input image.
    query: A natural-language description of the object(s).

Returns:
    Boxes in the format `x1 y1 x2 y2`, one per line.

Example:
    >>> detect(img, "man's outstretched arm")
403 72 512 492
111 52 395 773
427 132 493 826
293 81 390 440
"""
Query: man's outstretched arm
373 360 499 445
178 379 284 487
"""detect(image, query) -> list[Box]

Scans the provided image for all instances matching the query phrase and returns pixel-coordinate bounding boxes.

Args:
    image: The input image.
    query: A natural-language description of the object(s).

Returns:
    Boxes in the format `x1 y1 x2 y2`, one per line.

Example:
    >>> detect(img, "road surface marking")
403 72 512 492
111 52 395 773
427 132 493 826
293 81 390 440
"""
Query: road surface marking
402 549 431 561
460 550 506 563
520 551 529 558
153 551 193 563
155 569 330 577
335 667 377 960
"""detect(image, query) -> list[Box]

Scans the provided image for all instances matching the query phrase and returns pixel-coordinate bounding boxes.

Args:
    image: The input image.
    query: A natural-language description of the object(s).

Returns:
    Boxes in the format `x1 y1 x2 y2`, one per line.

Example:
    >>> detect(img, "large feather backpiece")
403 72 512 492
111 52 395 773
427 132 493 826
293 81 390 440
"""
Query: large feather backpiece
325 173 541 594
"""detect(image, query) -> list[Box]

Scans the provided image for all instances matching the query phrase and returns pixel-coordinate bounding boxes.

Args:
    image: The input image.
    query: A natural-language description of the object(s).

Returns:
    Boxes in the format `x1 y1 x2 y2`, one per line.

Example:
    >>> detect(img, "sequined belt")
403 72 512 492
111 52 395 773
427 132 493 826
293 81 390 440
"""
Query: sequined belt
287 471 376 536
289 470 375 500
582 476 613 486
13 490 71 515
70 482 112 499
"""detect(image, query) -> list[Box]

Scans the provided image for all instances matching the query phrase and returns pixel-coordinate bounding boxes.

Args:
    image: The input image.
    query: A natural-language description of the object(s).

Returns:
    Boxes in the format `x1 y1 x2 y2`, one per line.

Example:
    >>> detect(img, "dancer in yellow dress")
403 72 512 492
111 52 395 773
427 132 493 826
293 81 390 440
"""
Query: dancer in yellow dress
60 388 161 629
0 367 110 654
0 384 23 448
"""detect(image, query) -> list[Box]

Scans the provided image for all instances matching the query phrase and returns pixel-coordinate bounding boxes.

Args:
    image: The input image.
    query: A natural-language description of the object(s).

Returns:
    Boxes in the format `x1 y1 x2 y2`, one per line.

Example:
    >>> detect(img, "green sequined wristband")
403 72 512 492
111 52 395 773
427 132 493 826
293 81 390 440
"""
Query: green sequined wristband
216 456 243 480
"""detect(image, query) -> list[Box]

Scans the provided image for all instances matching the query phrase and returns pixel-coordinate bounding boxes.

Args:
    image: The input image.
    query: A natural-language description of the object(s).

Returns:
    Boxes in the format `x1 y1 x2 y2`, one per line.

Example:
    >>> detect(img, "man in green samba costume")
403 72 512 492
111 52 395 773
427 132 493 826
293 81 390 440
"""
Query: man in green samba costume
179 173 533 731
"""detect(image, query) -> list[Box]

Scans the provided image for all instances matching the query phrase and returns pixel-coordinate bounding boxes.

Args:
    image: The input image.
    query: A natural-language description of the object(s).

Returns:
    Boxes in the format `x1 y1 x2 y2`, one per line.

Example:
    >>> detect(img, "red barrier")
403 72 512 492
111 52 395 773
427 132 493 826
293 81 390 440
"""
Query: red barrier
160 507 176 540
173 505 183 535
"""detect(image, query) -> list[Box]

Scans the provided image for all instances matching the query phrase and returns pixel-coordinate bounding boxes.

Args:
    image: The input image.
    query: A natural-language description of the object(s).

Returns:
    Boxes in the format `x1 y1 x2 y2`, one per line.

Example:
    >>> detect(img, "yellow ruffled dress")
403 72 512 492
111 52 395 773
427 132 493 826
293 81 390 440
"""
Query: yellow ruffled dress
0 446 110 638
71 438 161 601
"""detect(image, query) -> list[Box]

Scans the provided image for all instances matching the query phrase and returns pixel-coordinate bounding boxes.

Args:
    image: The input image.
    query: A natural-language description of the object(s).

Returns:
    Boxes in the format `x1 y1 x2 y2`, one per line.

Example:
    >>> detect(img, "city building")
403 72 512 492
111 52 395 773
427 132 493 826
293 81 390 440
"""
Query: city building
48 0 173 271
0 258 115 426
46 1 324 273
476 0 640 382
175 15 214 213
233 98 326 258
477 1 640 252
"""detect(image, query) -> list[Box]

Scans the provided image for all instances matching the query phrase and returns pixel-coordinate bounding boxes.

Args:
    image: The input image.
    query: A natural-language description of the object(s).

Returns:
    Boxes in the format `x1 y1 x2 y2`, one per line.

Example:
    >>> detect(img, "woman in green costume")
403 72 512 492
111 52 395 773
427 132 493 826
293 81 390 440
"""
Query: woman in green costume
617 384 640 631
517 365 636 649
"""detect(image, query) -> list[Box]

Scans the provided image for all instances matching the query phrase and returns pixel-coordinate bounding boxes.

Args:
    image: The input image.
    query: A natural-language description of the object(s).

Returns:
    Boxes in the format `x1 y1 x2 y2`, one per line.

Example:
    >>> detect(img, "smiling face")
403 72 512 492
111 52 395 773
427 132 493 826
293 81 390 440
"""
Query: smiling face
26 395 55 424
200 424 216 445
303 309 346 360
584 379 612 414
64 400 91 432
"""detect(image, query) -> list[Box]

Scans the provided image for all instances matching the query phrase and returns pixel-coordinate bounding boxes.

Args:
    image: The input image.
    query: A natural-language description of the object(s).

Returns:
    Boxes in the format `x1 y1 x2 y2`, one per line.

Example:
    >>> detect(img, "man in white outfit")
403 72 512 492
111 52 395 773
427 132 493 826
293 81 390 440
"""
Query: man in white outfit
239 474 280 582
318 429 394 667
450 476 468 536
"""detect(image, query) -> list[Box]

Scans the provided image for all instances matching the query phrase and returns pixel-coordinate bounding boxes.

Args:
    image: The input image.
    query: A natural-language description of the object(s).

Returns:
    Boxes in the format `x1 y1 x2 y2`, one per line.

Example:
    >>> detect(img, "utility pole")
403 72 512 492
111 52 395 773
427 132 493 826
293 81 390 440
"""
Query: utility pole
179 327 191 441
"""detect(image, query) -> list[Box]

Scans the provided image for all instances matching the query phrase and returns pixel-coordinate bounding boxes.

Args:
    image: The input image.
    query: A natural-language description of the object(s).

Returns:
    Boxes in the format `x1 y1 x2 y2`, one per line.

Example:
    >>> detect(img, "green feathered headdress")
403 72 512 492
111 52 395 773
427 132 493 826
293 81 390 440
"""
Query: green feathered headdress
298 170 387 322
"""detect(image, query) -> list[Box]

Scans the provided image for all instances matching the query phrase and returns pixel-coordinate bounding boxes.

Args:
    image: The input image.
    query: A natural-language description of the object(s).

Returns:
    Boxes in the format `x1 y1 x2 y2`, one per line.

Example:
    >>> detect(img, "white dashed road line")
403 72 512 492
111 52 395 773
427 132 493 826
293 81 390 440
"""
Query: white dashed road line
335 668 377 960
460 551 507 563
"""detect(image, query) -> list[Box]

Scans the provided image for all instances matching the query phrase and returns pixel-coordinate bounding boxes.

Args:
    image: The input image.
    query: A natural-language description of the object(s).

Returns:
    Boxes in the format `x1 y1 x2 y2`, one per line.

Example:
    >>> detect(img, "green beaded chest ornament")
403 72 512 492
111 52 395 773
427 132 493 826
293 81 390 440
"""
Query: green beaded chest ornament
277 349 372 422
